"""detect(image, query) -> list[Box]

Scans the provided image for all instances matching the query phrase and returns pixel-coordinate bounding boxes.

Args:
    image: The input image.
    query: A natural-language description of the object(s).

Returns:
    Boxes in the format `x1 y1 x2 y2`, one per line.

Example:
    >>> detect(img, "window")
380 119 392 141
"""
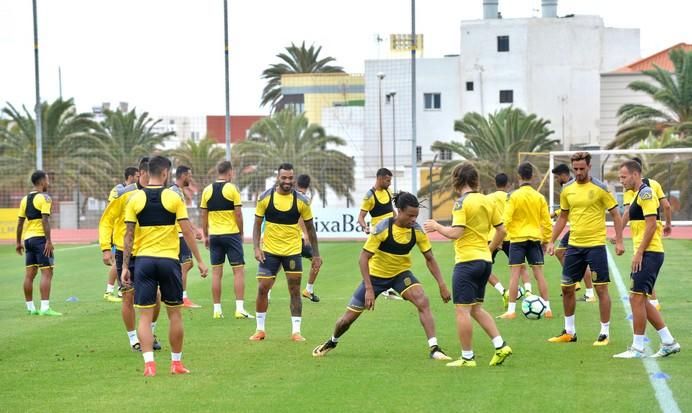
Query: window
416 146 422 162
439 148 452 161
465 81 474 91
497 35 510 52
423 93 441 110
499 90 514 103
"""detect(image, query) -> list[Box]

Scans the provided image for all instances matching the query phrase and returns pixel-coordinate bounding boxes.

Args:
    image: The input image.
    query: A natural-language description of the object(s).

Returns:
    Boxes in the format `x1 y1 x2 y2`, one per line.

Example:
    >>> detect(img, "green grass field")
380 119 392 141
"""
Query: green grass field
1 240 690 412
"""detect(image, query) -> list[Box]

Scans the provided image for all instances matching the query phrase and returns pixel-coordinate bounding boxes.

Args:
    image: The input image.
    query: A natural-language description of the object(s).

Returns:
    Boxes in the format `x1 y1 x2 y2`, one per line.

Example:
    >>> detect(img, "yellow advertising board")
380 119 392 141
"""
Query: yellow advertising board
0 208 19 240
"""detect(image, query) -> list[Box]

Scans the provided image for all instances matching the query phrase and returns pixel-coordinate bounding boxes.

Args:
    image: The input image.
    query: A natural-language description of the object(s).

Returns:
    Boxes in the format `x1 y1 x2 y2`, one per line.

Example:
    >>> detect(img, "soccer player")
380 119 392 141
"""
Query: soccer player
551 163 595 302
99 158 162 351
16 170 61 316
312 192 452 360
296 174 321 302
497 163 553 319
357 168 402 300
621 157 672 311
250 163 322 341
547 151 625 346
102 166 139 303
613 160 680 358
121 155 209 376
425 163 512 368
170 165 203 308
485 173 531 306
200 161 252 319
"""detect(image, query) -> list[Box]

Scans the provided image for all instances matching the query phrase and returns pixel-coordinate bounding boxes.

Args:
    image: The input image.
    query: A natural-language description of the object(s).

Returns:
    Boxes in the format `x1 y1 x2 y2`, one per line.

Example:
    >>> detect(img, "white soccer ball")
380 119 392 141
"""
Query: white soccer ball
521 295 547 320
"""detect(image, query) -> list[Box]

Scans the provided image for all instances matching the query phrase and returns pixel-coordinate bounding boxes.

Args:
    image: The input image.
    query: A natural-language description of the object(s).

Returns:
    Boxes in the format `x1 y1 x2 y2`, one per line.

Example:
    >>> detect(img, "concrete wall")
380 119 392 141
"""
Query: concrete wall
599 72 657 147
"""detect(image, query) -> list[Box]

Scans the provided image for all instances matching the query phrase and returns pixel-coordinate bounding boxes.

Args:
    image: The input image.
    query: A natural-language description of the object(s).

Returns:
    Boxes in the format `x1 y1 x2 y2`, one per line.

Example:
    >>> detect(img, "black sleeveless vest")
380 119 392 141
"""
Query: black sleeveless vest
207 182 235 211
377 218 416 255
370 188 393 218
265 189 300 225
137 188 176 227
25 193 42 221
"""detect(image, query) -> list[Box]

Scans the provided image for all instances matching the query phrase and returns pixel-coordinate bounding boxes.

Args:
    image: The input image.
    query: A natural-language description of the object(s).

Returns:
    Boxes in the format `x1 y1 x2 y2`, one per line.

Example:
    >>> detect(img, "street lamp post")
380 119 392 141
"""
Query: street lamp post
386 91 397 192
377 72 385 169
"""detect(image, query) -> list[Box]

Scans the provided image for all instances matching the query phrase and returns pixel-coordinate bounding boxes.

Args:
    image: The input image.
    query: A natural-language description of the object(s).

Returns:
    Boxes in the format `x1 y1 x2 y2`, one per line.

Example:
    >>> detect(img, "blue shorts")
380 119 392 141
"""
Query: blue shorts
452 260 492 305
562 245 609 286
630 252 664 296
509 241 544 266
257 252 302 278
209 234 244 267
24 237 54 268
347 271 421 312
134 256 183 307
179 237 192 264
491 241 510 263
115 250 136 292
301 239 314 259
557 231 570 250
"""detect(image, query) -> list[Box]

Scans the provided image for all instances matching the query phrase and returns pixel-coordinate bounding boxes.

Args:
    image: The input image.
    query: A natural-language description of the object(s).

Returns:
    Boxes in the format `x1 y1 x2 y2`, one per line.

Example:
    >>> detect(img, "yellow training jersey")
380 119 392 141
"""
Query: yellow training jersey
486 190 509 242
623 178 665 206
98 183 139 251
18 192 52 239
504 184 552 243
628 184 664 253
559 178 618 247
360 188 394 227
363 218 432 278
124 186 188 260
256 188 313 256
452 192 502 263
200 180 242 235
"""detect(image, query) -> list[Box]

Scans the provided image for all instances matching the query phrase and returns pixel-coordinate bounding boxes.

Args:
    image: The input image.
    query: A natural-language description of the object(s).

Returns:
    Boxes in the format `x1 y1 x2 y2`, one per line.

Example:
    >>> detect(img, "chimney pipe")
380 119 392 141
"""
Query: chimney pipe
542 0 558 17
483 0 499 19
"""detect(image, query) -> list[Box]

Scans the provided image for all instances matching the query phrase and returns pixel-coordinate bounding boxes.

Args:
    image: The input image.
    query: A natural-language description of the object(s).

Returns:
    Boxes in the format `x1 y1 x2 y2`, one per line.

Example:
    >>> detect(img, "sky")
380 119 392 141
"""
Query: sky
0 0 689 117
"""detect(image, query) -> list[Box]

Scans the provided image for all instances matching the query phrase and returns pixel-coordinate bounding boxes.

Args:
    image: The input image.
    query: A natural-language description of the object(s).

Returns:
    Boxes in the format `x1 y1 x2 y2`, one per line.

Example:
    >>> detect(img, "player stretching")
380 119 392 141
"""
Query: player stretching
547 152 624 346
296 174 321 302
250 163 322 341
425 163 512 368
121 156 208 376
497 163 553 319
313 192 452 360
16 171 60 316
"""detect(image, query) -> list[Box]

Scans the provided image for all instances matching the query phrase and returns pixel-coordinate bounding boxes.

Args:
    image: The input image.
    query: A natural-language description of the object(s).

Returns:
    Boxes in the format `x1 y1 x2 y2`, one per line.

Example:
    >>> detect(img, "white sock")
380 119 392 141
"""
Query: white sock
649 299 659 306
524 282 532 292
106 284 115 294
633 335 646 350
585 288 594 298
40 300 49 311
544 300 551 311
491 336 504 348
306 283 314 294
331 335 340 343
171 352 182 362
235 300 244 312
657 326 674 344
462 350 474 360
142 351 154 363
256 312 266 331
151 322 157 334
565 315 576 335
507 302 517 313
182 290 188 299
494 283 504 294
291 316 302 334
26 301 36 312
127 330 138 345
213 303 222 313
427 337 438 347
600 322 610 336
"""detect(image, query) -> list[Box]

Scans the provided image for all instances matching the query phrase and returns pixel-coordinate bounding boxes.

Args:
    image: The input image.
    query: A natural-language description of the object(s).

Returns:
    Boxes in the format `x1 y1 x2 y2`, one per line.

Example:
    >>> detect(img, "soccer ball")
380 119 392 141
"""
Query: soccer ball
521 295 547 320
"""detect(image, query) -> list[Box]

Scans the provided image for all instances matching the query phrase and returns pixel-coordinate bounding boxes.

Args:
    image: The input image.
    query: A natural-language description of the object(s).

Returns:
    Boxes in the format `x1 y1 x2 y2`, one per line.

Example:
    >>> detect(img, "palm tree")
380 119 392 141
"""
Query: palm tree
233 110 355 204
167 136 226 189
261 42 344 110
419 107 558 206
608 48 692 149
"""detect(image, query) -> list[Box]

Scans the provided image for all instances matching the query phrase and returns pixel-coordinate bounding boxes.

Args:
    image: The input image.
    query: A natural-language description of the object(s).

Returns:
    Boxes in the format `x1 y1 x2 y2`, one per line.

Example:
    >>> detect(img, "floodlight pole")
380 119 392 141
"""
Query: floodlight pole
377 72 385 169
223 0 232 162
387 91 397 192
32 0 43 170
410 0 418 193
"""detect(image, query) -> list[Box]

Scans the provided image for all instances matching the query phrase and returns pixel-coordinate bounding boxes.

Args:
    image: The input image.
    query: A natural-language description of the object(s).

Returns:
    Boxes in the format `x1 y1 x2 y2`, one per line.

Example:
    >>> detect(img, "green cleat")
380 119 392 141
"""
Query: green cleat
502 289 509 309
446 357 476 367
38 308 62 316
489 344 512 366
27 309 39 315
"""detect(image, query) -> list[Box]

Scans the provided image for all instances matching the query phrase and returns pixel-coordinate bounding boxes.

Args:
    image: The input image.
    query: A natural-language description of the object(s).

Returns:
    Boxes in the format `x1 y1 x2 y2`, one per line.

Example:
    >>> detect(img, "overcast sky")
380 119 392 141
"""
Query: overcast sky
0 0 689 117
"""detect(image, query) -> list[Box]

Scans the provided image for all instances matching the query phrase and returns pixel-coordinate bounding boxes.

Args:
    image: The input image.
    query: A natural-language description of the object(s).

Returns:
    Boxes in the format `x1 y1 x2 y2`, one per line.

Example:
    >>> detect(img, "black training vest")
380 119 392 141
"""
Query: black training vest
264 189 300 225
377 218 417 255
207 181 235 211
137 188 177 227
25 192 42 221
629 183 660 222
369 188 393 218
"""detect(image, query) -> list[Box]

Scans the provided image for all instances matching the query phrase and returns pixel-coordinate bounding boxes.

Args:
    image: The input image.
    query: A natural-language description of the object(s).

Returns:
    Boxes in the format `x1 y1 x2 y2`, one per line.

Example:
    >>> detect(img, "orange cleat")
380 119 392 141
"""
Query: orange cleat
496 312 517 320
249 330 266 341
143 361 156 377
170 361 190 374
291 333 306 342
182 297 201 308
544 310 554 319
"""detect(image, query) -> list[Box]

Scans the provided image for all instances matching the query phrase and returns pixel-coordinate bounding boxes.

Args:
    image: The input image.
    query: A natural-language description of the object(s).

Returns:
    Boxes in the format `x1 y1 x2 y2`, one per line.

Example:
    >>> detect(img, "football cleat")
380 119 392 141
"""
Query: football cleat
153 335 162 351
182 298 201 308
544 310 554 319
593 334 609 346
613 347 645 359
170 361 190 374
429 345 452 361
27 309 39 315
650 341 680 358
302 289 320 302
577 295 597 303
212 311 224 319
103 293 122 303
312 340 338 357
143 361 156 377
489 344 512 366
249 330 266 341
38 308 62 317
548 330 577 343
131 342 142 352
234 310 255 319
291 333 306 342
381 289 403 300
496 311 516 320
446 357 476 367
502 289 509 309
